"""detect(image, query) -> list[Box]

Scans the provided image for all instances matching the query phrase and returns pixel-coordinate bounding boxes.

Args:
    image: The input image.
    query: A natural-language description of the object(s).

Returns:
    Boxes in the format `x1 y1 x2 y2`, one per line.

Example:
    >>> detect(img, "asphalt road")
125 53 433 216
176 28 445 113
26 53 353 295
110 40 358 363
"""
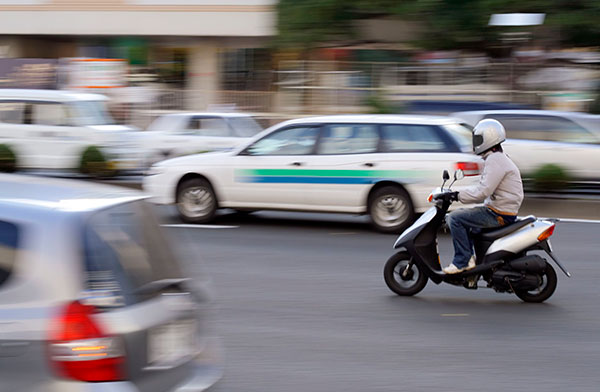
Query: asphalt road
158 208 600 392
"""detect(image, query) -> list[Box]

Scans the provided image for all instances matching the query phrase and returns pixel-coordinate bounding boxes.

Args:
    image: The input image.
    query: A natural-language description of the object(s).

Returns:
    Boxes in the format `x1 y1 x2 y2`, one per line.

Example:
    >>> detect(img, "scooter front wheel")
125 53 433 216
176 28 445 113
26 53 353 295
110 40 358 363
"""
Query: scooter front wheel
384 251 428 296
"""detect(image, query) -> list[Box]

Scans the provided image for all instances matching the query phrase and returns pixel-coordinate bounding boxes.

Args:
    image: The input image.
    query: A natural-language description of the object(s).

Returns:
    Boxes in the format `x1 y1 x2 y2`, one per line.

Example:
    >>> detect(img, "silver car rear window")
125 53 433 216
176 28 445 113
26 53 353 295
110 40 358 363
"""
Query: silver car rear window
82 201 183 306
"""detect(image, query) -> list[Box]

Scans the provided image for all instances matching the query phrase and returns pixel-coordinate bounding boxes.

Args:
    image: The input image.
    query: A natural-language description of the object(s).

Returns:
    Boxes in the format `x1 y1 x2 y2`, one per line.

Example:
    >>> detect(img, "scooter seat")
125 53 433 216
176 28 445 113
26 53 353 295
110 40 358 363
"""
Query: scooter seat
476 216 536 241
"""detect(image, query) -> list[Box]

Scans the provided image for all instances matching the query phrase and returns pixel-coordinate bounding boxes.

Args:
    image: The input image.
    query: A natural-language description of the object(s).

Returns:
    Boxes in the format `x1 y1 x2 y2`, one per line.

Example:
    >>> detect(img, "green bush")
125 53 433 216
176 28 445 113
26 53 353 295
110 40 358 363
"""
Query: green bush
530 164 570 191
365 94 396 114
0 144 17 172
79 146 116 178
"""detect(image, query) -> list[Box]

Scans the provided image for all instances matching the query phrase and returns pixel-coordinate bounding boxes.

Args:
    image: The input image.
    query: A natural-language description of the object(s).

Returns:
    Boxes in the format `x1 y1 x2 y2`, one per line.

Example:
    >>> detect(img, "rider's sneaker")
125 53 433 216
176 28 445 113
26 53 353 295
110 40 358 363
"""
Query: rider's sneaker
466 256 476 270
443 264 466 274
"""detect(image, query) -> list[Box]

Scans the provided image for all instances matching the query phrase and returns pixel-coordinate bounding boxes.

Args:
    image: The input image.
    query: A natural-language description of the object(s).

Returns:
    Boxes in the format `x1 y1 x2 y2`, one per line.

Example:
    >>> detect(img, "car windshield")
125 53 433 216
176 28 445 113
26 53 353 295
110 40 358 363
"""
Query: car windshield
69 100 115 126
228 116 264 137
82 200 183 306
443 123 473 152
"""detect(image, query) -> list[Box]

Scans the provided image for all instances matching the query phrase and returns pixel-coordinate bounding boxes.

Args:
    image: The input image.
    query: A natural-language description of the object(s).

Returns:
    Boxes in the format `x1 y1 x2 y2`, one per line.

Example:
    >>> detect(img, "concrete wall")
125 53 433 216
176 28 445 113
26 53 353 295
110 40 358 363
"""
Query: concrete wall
0 0 276 36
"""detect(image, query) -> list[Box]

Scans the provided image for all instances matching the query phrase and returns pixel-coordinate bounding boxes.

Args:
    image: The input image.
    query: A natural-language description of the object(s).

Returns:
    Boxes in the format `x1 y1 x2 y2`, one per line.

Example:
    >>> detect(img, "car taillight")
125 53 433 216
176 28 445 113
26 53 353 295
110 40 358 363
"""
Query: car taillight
455 162 480 176
537 224 555 242
48 301 125 382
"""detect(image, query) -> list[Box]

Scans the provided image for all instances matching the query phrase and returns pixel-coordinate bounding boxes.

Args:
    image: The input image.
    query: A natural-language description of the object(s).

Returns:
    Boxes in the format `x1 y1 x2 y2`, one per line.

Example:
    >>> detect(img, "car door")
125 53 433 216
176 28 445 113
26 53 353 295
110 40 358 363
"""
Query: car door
302 123 381 212
19 101 84 169
189 116 240 152
488 114 600 180
0 101 30 166
223 124 321 209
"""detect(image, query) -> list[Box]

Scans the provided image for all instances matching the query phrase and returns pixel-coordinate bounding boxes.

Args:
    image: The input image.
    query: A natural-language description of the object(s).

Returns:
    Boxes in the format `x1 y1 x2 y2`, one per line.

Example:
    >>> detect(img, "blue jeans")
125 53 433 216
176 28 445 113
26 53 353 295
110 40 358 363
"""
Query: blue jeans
447 207 515 268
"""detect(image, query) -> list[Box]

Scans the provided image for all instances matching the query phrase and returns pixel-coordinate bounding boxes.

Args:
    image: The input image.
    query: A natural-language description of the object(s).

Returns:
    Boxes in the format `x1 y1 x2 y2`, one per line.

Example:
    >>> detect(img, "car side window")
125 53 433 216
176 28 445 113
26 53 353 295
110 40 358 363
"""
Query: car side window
317 124 379 154
245 126 320 155
0 101 26 124
0 220 19 287
31 102 70 126
188 117 231 137
381 124 447 152
491 115 598 144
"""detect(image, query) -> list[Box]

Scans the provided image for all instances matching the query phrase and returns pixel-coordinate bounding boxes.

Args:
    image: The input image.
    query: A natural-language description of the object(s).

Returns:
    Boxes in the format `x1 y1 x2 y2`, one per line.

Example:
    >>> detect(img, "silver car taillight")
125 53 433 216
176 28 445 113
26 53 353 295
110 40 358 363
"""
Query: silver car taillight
47 301 126 382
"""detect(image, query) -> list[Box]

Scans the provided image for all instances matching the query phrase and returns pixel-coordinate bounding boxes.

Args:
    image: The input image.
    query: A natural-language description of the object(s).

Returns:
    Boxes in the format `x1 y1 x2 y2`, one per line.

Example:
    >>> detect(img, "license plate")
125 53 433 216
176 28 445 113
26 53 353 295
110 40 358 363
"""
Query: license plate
147 319 197 368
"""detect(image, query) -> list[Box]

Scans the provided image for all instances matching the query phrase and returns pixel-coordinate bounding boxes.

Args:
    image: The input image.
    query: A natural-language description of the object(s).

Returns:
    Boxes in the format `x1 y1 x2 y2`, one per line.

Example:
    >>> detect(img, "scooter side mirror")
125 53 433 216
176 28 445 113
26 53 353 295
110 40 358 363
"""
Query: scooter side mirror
454 169 464 181
442 170 450 181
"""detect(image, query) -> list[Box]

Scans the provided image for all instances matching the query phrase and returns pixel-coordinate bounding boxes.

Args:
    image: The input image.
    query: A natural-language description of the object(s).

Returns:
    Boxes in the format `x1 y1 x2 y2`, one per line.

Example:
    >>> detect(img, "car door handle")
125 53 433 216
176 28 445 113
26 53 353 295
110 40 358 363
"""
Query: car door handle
291 162 304 166
363 162 375 167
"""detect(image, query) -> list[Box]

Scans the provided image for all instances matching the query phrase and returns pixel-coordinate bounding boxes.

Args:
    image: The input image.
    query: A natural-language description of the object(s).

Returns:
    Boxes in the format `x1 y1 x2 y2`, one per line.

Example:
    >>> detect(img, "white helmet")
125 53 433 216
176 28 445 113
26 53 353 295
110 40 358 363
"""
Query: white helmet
472 119 506 155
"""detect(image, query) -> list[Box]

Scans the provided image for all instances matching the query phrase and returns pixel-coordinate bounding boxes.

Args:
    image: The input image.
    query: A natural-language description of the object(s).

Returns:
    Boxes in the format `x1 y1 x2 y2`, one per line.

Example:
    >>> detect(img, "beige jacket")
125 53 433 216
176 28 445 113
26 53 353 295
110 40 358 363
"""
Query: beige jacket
458 151 524 216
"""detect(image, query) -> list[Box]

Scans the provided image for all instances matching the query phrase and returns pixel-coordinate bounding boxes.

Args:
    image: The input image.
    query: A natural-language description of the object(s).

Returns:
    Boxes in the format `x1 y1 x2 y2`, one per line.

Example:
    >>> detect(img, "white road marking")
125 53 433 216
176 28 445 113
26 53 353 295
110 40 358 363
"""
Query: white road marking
441 313 469 317
161 224 239 229
542 218 600 224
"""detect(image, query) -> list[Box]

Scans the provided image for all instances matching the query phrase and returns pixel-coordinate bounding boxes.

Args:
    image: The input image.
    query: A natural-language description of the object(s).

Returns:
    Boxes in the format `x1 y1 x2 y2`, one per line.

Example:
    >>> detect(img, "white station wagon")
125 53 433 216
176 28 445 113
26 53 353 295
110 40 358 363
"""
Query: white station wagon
143 115 482 232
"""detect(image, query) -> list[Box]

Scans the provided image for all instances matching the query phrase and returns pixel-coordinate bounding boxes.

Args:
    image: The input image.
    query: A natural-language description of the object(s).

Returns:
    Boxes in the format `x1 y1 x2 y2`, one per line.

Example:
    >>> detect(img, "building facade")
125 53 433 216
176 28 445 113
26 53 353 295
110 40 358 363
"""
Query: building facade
0 0 277 111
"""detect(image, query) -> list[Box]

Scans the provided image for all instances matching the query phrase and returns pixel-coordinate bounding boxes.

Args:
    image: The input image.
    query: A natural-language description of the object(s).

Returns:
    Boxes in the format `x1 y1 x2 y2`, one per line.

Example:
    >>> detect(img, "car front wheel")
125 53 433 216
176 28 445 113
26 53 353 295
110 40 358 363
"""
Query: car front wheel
176 178 218 224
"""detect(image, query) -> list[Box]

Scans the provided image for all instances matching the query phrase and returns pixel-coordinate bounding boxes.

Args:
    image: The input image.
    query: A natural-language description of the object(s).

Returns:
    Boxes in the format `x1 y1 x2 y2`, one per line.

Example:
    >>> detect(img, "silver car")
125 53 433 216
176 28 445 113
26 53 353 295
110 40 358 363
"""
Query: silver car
0 175 221 391
451 110 600 180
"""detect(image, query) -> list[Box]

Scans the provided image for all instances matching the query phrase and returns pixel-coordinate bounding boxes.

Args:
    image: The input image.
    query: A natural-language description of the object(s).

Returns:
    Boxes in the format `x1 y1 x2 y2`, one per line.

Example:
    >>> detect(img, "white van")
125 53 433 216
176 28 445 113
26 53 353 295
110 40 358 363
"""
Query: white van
0 89 143 172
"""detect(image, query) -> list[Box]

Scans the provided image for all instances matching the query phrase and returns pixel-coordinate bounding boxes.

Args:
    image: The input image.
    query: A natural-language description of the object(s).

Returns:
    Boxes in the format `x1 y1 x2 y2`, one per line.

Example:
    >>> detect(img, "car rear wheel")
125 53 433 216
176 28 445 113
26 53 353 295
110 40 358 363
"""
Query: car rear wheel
368 186 415 233
176 178 218 224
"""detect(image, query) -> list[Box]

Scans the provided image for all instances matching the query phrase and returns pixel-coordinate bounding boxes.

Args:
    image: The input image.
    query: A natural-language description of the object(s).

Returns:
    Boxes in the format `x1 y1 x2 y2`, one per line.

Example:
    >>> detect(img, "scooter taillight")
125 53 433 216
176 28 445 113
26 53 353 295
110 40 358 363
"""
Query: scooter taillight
537 225 555 242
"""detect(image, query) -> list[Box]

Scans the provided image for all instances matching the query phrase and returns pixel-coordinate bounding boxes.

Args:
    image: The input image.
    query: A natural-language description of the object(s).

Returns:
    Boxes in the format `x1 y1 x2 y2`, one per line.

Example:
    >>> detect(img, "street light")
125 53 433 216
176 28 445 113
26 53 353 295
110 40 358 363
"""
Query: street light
488 13 545 102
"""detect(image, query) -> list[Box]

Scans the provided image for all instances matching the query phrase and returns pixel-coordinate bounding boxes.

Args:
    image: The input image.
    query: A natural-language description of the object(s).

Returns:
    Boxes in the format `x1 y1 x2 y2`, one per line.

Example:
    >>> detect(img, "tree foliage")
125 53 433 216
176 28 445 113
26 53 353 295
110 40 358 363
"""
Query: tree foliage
276 0 600 50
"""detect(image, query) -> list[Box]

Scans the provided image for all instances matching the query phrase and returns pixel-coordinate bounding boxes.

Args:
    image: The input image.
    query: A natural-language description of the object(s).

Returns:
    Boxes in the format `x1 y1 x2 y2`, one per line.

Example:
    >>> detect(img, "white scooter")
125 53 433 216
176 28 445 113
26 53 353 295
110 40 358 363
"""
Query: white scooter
383 170 571 303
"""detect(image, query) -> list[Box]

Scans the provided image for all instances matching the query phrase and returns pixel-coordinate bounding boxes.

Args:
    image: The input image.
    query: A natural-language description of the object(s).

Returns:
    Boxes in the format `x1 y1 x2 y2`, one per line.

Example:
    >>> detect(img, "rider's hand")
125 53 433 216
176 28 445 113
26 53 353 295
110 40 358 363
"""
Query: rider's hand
433 192 459 201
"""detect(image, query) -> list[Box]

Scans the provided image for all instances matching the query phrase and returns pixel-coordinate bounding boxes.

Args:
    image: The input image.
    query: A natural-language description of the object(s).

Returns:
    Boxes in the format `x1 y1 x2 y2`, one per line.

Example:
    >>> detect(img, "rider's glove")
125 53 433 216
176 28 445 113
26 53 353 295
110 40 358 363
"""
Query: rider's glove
433 192 459 201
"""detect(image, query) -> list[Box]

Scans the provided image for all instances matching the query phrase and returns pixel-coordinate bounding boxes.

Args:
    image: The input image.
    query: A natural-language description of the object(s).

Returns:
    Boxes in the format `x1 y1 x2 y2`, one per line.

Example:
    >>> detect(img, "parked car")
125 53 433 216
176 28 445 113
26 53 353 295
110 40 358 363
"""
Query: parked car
143 115 482 233
0 174 222 391
452 110 600 180
141 112 264 164
0 89 145 173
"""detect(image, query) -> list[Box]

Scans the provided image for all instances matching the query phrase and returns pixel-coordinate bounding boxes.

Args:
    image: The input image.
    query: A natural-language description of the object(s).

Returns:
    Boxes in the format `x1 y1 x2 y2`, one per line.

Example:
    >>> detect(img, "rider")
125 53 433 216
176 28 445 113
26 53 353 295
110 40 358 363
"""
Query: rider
443 119 524 274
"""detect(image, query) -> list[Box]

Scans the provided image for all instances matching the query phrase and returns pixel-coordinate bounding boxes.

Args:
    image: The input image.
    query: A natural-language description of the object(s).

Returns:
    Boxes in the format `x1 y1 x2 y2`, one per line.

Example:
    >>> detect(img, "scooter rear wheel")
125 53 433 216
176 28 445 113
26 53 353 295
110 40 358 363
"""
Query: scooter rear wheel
514 262 557 303
384 251 428 296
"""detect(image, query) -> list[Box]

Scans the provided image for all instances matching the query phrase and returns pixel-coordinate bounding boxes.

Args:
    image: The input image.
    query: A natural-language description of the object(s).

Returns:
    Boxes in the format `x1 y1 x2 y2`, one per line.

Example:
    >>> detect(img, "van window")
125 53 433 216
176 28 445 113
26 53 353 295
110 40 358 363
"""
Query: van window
0 102 26 124
32 102 69 126
317 124 379 154
83 201 183 306
381 124 447 152
0 220 19 287
188 117 231 137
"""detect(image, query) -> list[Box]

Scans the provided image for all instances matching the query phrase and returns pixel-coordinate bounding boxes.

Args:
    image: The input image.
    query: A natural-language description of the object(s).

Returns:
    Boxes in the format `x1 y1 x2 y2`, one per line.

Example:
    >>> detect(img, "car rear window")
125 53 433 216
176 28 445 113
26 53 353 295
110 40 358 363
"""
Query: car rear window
443 123 474 152
82 201 183 307
0 220 19 287
381 124 447 152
